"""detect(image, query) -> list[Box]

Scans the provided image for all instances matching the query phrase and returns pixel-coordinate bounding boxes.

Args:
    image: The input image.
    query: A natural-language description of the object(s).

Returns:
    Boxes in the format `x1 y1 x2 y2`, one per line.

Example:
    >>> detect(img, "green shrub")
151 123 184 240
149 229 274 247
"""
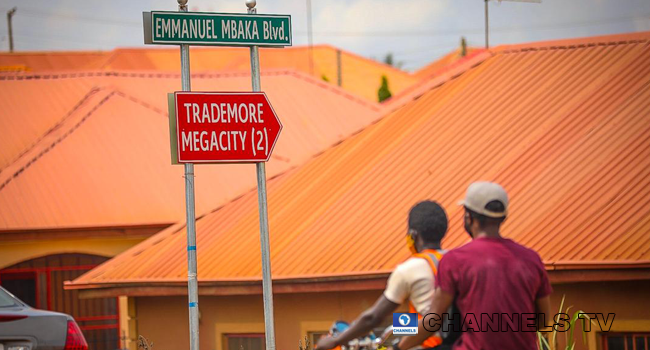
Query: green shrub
378 75 392 102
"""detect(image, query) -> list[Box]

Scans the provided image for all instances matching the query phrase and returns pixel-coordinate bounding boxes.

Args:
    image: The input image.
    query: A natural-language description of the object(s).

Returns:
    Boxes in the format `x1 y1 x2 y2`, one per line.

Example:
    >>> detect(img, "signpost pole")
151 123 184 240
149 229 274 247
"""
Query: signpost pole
148 3 288 348
484 0 489 49
178 1 200 350
247 2 277 350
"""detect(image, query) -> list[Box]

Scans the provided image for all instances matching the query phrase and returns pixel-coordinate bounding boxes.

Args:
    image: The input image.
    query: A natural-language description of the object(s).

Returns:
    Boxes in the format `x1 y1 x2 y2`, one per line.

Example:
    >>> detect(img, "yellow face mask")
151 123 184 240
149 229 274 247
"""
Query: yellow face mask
406 232 418 255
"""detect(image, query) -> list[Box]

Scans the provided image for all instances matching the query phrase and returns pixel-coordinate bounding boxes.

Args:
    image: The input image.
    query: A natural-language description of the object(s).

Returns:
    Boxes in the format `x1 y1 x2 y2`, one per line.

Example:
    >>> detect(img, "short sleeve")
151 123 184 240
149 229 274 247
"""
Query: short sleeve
383 266 409 304
536 257 553 299
435 254 457 296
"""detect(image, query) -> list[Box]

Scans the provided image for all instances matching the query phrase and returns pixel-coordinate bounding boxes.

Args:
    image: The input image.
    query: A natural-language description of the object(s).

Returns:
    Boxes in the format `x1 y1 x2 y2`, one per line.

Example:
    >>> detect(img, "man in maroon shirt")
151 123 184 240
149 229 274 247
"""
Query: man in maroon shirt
395 182 552 350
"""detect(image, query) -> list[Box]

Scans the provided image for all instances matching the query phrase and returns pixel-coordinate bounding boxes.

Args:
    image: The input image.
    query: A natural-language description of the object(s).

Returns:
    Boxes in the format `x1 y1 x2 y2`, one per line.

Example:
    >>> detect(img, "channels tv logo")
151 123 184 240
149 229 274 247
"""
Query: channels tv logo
393 313 418 335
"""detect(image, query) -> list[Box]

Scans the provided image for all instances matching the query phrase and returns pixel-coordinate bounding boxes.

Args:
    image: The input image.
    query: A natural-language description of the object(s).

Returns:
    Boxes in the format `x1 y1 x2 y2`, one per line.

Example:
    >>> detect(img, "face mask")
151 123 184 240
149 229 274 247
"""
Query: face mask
406 232 418 255
464 216 474 239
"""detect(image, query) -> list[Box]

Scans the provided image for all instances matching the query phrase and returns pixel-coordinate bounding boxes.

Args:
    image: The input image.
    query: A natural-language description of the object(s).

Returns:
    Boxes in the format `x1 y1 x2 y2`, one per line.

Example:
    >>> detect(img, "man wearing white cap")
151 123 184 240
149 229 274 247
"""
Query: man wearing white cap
395 182 552 350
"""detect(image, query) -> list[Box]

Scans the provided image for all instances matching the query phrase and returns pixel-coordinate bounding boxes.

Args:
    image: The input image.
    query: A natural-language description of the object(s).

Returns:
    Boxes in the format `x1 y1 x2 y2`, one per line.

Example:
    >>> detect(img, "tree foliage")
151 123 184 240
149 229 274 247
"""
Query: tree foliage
383 53 404 69
377 75 392 102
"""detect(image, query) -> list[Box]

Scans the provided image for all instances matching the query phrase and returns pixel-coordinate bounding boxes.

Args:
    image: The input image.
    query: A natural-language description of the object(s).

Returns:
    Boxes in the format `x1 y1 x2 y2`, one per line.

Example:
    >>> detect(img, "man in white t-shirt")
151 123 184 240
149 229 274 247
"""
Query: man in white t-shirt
317 201 448 350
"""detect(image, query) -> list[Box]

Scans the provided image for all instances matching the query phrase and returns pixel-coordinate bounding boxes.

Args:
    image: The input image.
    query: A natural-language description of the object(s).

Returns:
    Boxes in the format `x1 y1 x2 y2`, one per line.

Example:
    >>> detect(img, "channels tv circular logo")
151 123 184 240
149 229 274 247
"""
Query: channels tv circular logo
398 314 411 326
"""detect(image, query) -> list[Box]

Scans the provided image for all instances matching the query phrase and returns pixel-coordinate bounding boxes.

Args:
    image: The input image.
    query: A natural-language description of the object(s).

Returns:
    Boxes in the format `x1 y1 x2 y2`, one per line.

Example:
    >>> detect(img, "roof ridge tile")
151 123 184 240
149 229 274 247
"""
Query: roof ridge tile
493 31 650 55
0 88 116 193
0 87 103 173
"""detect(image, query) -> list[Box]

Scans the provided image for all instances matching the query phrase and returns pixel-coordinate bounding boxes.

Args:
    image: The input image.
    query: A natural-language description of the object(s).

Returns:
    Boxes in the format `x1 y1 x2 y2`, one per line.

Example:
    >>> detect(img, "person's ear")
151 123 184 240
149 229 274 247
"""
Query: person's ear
406 229 418 254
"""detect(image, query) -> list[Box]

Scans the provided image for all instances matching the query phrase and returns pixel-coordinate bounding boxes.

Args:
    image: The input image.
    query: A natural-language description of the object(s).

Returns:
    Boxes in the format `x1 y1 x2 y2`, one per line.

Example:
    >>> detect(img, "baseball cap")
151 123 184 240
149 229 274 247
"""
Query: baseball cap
458 182 509 218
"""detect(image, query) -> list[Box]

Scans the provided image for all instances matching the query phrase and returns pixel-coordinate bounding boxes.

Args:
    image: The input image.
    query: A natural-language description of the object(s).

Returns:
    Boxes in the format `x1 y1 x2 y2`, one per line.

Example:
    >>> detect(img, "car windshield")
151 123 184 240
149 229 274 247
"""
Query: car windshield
0 288 19 307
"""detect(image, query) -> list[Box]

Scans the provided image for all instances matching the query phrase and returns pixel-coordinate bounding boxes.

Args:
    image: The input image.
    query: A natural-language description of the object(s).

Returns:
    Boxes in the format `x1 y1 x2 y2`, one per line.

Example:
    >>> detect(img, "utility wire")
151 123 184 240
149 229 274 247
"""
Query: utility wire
294 13 650 37
2 6 647 36
0 7 141 27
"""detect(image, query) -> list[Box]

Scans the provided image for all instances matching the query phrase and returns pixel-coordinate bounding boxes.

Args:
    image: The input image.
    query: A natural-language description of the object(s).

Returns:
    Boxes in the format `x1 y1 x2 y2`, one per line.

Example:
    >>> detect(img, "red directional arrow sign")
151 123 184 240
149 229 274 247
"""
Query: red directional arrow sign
170 92 282 163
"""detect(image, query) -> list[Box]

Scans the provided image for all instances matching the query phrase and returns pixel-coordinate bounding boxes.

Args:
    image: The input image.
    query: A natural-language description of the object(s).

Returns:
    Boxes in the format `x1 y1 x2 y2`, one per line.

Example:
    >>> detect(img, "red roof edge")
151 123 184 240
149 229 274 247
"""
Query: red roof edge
66 261 650 292
546 260 650 270
382 50 493 111
0 68 382 113
492 31 650 54
67 263 650 298
382 31 650 112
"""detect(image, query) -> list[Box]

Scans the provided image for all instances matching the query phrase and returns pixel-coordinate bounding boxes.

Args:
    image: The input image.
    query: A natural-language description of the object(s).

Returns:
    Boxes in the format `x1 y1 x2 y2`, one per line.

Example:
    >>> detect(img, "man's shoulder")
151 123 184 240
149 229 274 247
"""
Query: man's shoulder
391 257 435 283
441 237 538 260
395 256 432 272
503 238 544 261
443 240 480 257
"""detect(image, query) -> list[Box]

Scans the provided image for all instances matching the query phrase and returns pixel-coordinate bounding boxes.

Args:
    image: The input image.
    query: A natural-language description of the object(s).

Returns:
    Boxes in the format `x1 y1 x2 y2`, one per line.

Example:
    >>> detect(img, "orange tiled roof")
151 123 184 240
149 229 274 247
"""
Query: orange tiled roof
384 49 491 112
68 32 650 292
0 45 418 102
0 70 382 230
0 74 96 170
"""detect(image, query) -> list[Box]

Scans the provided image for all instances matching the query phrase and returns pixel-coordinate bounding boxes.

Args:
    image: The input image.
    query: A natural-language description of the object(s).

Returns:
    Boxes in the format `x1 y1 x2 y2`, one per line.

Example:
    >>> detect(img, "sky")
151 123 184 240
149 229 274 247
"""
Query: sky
0 0 649 71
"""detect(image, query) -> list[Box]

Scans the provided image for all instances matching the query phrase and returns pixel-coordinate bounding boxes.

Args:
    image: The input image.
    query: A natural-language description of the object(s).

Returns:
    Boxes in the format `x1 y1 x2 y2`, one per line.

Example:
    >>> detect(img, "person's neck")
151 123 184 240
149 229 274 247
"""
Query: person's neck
419 242 441 251
472 228 501 239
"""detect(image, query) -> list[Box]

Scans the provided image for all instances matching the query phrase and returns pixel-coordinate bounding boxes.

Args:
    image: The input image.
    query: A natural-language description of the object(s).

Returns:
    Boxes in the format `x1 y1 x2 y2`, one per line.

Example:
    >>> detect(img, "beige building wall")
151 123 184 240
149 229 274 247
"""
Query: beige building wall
0 225 164 270
135 290 392 350
0 236 146 270
133 280 650 350
551 280 650 350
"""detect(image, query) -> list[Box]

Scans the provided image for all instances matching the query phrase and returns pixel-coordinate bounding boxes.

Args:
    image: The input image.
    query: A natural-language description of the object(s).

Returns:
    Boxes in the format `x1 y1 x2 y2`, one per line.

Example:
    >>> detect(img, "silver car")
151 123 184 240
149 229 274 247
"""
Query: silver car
0 286 88 350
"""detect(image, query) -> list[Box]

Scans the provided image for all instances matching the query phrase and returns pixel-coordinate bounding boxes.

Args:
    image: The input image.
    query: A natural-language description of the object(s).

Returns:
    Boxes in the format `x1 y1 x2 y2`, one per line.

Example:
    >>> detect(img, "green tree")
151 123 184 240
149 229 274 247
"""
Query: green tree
384 53 394 66
383 52 404 69
377 75 392 102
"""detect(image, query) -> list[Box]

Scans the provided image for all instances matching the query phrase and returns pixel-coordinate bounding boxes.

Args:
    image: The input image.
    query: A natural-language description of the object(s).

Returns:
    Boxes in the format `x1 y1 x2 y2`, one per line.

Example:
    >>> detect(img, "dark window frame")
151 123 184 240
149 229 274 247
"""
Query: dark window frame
307 330 329 348
224 333 266 350
602 332 650 350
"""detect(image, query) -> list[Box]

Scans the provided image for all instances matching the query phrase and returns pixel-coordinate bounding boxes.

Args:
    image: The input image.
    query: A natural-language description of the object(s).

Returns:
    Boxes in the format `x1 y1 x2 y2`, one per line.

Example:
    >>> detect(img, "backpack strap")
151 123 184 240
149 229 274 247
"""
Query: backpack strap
410 249 447 348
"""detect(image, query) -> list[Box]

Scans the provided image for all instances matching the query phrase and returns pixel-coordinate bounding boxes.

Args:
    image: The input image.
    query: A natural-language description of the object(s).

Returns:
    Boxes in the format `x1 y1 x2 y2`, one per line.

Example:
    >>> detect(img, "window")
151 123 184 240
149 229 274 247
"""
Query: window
225 333 265 350
603 333 650 350
0 272 37 307
0 287 20 307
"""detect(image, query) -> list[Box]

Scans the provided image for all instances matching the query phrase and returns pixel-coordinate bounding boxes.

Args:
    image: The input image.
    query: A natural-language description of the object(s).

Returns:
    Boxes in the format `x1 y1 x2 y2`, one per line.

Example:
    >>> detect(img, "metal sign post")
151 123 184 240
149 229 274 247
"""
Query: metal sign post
178 1 200 350
146 1 290 349
247 2 277 350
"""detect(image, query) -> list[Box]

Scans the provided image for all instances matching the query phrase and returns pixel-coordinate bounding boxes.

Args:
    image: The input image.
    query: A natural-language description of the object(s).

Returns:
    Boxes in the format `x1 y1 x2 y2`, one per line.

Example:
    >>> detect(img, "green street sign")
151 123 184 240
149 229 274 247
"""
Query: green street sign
143 11 292 47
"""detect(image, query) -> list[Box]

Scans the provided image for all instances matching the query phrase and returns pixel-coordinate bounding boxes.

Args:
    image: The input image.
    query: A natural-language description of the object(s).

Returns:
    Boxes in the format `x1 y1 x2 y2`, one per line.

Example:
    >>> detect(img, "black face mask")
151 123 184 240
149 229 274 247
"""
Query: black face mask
464 216 473 238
